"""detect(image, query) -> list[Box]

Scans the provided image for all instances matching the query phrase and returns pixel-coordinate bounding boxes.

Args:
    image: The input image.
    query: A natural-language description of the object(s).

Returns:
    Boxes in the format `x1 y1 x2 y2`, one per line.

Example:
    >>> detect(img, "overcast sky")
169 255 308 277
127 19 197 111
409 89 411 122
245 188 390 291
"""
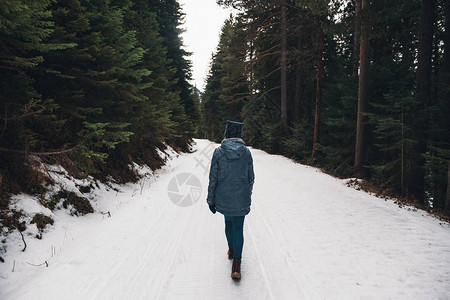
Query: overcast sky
179 0 234 91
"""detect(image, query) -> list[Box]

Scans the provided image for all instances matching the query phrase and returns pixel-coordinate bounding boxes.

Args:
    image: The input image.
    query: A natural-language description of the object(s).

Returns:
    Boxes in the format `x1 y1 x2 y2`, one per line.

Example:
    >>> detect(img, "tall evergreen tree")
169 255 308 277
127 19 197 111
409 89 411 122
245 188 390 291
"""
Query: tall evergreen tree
410 0 437 204
148 0 200 140
280 0 288 125
0 0 59 190
443 0 450 213
354 0 370 178
202 17 249 142
37 0 145 168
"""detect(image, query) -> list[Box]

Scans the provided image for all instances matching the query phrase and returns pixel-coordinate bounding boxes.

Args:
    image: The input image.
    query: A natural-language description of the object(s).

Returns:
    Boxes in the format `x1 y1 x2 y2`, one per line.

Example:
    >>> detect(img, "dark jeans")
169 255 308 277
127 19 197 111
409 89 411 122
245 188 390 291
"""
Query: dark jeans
224 215 245 260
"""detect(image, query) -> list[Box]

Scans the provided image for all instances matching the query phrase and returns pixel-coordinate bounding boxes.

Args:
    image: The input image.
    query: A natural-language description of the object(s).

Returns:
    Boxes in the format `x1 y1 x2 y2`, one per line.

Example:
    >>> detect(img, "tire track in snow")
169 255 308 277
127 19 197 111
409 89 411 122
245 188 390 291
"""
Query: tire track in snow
246 220 275 300
249 147 316 299
125 205 187 300
91 198 175 300
94 143 211 299
152 204 197 299
252 207 313 299
205 216 237 300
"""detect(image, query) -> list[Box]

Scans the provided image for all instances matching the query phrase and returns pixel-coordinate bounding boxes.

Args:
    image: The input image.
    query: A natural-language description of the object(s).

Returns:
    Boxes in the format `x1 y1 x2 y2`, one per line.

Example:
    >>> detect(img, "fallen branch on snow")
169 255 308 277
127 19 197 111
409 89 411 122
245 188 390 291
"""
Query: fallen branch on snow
26 261 48 267
19 230 26 252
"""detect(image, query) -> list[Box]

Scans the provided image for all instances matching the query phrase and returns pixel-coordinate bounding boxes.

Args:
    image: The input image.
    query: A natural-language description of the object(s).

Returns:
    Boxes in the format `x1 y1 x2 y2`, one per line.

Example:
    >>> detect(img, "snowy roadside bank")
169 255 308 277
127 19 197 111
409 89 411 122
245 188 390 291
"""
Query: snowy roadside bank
0 146 179 289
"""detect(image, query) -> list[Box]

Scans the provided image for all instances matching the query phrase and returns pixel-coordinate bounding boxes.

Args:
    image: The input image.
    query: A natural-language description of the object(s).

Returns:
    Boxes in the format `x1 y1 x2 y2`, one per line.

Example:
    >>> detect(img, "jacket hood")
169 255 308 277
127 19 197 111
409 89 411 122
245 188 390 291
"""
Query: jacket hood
218 138 246 160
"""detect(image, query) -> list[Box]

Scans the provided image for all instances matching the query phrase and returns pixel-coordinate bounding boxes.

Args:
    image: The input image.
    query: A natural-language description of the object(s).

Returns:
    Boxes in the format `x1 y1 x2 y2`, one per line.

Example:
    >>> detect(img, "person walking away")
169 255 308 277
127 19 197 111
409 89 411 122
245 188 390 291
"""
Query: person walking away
207 120 255 280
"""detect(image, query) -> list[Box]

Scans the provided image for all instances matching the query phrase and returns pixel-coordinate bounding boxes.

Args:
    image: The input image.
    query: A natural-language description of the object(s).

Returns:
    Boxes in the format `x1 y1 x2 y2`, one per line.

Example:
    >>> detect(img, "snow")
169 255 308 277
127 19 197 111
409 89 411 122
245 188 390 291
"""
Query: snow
1 139 450 299
9 194 53 217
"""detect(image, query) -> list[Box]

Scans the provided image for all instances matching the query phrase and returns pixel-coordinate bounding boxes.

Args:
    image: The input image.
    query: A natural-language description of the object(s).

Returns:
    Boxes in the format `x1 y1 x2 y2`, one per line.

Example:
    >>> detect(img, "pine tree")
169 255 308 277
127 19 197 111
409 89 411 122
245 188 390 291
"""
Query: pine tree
36 0 146 169
354 0 371 178
148 0 199 140
424 0 450 213
443 0 450 214
366 62 416 196
202 17 249 142
0 0 61 190
409 0 437 205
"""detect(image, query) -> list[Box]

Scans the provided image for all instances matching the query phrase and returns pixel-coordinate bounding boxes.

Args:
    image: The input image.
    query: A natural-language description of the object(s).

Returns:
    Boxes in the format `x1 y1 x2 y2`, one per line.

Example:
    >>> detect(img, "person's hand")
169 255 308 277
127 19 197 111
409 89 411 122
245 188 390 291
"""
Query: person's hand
209 204 216 214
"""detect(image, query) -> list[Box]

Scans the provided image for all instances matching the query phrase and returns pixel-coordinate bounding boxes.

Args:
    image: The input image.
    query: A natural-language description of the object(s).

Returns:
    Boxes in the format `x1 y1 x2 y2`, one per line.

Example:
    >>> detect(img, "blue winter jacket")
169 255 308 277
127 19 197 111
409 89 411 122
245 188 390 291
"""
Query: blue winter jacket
207 138 255 216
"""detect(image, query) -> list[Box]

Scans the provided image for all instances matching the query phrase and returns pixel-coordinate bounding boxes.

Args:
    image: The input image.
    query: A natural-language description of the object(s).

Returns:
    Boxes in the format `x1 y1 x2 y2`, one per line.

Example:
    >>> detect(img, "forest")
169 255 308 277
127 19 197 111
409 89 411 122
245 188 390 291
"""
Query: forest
0 0 200 209
0 0 449 218
201 0 450 216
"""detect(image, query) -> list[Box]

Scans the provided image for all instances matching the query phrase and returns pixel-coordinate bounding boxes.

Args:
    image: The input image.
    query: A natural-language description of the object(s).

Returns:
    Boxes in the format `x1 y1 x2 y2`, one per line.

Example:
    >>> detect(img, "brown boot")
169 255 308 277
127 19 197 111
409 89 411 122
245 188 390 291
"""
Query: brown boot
231 259 241 280
227 248 233 260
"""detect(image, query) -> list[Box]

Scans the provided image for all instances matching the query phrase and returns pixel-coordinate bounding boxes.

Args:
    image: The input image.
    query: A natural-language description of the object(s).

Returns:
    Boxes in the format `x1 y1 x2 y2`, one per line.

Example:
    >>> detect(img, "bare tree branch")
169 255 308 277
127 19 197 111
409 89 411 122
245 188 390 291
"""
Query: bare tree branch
19 230 26 252
0 146 76 156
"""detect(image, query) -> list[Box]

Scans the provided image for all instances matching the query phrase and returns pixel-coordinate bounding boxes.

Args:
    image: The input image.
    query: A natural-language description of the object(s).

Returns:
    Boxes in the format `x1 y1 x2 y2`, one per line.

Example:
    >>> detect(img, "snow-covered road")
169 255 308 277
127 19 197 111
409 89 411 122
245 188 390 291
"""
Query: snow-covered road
1 139 450 299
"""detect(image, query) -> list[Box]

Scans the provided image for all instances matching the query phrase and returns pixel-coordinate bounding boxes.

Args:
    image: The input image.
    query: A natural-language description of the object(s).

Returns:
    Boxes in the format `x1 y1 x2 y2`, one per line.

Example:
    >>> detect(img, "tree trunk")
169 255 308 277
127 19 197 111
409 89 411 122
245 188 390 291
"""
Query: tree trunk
446 161 450 214
312 25 324 159
249 42 255 102
294 36 303 122
445 0 450 72
280 0 288 125
352 0 361 78
401 105 405 197
444 0 450 214
409 0 436 204
430 7 442 210
354 0 370 178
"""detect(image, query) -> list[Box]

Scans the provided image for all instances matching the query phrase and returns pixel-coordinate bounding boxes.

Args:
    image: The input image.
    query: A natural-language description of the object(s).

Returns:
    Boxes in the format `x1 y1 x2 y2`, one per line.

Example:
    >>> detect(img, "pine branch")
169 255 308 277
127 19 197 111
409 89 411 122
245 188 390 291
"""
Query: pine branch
253 67 281 83
0 110 45 121
251 85 281 103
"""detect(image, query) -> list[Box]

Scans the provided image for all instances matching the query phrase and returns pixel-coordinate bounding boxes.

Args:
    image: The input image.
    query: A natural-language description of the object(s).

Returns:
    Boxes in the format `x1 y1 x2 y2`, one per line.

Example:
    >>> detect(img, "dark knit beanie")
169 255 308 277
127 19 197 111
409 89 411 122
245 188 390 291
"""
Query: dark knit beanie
224 120 244 138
